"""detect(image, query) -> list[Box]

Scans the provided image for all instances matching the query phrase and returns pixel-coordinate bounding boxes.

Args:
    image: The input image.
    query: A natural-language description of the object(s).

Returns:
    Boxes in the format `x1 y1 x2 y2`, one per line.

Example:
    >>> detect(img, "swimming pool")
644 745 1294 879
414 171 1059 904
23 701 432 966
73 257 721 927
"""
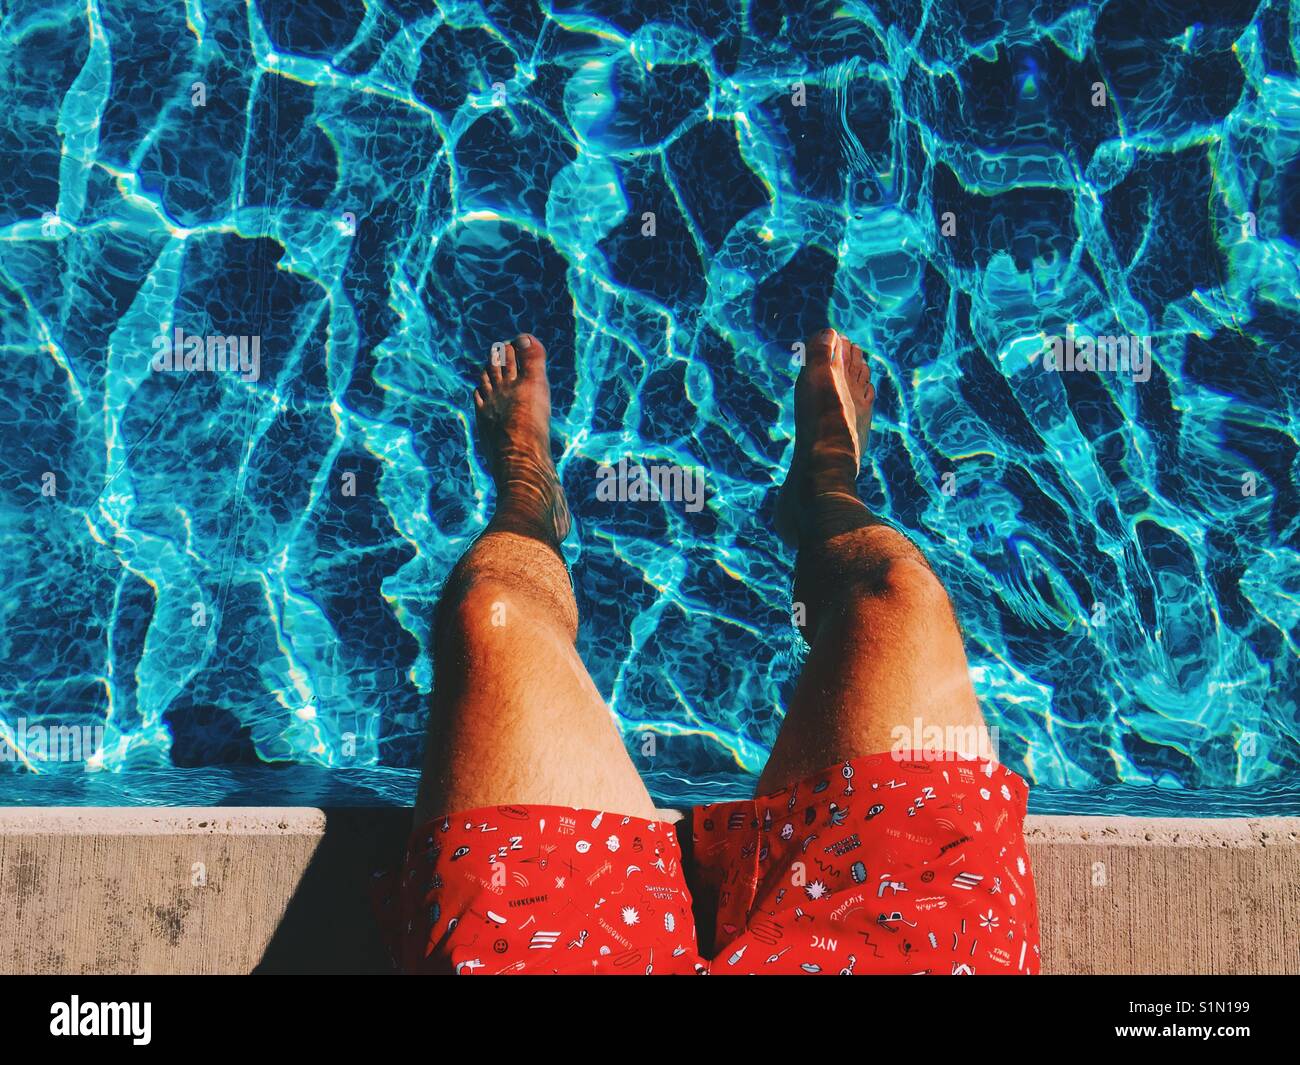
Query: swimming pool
1 0 1296 814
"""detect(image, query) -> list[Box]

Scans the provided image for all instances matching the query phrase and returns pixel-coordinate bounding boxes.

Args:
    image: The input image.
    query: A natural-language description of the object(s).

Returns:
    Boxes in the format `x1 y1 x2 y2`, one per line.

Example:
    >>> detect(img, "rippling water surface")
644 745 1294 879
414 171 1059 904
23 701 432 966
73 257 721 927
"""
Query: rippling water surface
1 0 1297 811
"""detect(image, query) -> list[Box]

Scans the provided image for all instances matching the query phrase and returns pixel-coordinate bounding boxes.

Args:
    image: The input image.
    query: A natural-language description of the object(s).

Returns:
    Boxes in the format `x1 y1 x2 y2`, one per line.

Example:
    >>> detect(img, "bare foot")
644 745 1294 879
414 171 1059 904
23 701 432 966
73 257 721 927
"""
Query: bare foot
775 328 875 547
473 333 571 549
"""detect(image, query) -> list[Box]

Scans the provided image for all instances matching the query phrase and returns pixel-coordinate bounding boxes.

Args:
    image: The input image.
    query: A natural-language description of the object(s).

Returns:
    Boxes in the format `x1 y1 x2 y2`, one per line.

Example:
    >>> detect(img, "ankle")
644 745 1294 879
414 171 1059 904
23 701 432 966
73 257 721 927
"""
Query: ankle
486 505 567 558
803 438 859 490
795 490 874 546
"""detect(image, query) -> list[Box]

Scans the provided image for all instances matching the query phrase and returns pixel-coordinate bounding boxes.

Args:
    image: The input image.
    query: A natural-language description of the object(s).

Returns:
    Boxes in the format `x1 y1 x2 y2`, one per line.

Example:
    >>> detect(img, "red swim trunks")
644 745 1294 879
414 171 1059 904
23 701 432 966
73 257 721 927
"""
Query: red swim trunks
372 752 1041 974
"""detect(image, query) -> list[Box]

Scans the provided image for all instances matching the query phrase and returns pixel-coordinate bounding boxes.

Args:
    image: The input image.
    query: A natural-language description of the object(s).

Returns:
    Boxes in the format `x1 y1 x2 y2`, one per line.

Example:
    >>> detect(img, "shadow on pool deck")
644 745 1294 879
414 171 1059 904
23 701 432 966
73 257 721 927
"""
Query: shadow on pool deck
254 808 409 974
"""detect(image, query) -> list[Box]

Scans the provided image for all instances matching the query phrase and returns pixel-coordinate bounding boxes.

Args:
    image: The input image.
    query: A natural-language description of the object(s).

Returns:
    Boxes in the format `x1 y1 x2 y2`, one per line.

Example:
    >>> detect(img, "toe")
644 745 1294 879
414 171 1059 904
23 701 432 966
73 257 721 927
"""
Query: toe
473 388 485 410
503 341 518 381
513 332 546 375
479 370 493 396
835 332 852 366
807 328 838 366
850 343 868 384
488 342 506 385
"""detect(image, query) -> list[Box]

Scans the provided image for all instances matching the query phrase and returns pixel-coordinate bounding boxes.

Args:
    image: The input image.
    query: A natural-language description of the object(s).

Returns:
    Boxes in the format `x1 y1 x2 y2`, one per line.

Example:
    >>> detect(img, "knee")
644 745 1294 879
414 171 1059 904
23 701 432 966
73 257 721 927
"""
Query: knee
436 571 577 646
876 557 949 608
438 576 517 636
828 557 955 632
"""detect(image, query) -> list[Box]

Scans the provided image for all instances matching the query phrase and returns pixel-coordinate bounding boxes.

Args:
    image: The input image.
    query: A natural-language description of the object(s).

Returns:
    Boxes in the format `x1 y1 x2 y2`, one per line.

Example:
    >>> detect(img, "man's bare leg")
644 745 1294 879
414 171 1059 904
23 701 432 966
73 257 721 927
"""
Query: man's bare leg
413 333 657 825
758 328 990 793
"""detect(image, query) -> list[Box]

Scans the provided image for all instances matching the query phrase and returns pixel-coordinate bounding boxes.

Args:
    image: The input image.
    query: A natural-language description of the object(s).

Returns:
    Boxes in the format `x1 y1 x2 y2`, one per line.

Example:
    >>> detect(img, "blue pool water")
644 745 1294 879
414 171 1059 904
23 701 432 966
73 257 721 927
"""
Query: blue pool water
0 0 1297 813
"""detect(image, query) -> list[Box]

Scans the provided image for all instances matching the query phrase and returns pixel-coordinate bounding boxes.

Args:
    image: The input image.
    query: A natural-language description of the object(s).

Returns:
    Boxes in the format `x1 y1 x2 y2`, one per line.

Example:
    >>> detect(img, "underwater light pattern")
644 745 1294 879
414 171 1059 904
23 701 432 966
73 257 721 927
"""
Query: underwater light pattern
0 0 1297 807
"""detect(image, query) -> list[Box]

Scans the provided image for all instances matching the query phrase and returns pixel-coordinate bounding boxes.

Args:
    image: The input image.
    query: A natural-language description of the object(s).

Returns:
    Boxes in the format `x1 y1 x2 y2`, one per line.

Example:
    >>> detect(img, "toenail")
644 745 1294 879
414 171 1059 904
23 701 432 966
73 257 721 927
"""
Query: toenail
820 328 837 342
518 334 532 349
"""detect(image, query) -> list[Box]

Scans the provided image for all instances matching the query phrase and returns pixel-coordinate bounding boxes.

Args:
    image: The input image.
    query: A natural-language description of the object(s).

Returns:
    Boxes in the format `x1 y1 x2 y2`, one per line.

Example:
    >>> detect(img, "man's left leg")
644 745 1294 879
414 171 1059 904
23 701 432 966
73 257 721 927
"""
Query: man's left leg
414 333 655 824
414 530 659 824
381 334 700 974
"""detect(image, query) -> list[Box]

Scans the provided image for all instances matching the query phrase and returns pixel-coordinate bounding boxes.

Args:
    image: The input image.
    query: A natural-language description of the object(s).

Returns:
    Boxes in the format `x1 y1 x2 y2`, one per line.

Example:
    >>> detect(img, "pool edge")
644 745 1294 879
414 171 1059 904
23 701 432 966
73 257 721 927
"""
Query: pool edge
1 808 1296 974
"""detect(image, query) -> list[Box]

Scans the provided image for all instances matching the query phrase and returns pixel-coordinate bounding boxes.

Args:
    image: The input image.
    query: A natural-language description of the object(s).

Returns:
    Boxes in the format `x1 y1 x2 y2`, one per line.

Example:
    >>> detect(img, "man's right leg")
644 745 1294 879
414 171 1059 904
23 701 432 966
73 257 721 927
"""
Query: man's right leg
760 329 989 790
692 328 1039 976
757 529 989 792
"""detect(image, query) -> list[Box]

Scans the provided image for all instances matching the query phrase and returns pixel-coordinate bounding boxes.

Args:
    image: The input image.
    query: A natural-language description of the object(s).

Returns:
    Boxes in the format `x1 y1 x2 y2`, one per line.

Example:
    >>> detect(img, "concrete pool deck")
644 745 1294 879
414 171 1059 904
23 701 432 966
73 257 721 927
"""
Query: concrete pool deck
1 809 1297 974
